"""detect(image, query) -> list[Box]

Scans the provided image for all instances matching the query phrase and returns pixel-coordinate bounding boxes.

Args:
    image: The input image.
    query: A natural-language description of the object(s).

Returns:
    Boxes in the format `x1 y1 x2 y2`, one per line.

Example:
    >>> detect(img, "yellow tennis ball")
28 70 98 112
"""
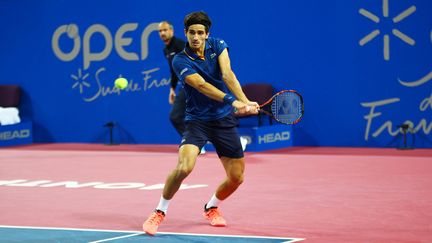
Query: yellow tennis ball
115 77 128 90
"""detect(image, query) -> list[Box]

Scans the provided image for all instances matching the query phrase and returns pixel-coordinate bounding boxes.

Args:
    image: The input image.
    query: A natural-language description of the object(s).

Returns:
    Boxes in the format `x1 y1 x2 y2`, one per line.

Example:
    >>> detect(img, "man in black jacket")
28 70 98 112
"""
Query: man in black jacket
158 21 193 146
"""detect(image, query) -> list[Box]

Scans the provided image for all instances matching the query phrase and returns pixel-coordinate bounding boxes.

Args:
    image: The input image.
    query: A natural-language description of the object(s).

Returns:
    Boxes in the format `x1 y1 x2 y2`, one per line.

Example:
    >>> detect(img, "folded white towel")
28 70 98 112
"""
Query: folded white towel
0 107 21 125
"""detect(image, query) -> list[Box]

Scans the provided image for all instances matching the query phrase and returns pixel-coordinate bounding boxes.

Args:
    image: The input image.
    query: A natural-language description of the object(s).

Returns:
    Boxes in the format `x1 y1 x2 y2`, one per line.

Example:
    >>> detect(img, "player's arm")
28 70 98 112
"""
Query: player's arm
184 74 254 114
218 49 248 103
218 49 259 109
184 74 226 102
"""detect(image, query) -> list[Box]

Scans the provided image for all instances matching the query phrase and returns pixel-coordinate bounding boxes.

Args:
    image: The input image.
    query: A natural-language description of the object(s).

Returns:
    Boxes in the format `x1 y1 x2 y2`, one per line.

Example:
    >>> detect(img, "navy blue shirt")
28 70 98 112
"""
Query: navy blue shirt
162 36 186 91
172 37 232 121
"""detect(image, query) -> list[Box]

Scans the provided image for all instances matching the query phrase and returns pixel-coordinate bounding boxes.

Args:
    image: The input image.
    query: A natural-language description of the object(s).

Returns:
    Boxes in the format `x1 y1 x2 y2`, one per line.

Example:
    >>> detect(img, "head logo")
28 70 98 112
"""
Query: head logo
258 131 290 144
0 129 30 140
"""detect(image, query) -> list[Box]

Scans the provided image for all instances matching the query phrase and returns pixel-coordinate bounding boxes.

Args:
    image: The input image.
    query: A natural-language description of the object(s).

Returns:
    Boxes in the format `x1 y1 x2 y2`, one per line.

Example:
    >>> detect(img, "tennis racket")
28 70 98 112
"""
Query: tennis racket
259 90 304 125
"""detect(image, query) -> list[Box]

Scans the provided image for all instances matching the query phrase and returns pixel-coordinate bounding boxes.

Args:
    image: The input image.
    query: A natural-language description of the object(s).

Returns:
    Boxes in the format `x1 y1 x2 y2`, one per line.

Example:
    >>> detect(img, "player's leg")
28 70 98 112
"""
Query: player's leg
203 156 244 227
203 115 244 226
162 144 199 200
143 145 199 235
215 156 245 200
143 120 208 235
211 115 245 201
159 119 208 206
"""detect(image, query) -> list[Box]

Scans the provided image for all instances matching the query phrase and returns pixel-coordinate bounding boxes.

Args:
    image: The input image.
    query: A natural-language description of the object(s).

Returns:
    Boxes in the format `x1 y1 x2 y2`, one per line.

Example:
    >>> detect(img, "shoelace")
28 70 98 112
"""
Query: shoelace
148 212 164 224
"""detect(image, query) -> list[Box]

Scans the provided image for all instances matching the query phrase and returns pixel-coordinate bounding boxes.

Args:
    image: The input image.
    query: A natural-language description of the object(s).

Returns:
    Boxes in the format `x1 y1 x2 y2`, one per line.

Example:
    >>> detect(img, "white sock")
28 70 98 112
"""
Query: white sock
156 196 170 214
206 194 222 209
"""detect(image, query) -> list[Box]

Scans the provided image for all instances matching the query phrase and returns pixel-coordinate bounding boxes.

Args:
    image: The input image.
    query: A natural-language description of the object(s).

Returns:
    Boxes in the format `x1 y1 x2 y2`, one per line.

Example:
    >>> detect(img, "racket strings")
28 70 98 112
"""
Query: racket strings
271 92 302 124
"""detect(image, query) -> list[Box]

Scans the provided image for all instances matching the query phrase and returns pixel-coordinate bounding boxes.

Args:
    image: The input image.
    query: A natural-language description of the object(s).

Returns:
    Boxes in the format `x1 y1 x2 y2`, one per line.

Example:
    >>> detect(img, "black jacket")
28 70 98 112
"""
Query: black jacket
163 36 186 89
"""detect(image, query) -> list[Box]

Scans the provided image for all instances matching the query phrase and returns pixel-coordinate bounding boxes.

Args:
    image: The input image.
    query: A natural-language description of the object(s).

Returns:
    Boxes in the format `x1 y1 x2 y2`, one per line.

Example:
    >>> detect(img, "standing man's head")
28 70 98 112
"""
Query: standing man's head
158 21 174 45
183 11 212 50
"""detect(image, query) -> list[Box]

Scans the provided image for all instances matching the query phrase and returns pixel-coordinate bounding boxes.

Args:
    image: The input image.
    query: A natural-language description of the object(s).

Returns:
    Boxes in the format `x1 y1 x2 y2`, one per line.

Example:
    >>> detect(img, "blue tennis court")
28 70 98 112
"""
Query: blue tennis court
0 225 303 243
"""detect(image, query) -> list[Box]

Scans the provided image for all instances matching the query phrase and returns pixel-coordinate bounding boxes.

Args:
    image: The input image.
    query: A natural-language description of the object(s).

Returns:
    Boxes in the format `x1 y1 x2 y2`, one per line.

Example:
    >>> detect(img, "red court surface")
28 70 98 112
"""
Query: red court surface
1 144 432 242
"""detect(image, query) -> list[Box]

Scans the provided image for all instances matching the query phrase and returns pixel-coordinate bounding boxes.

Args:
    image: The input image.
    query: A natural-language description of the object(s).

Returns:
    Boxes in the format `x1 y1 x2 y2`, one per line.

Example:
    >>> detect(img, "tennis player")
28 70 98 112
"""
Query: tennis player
143 11 259 235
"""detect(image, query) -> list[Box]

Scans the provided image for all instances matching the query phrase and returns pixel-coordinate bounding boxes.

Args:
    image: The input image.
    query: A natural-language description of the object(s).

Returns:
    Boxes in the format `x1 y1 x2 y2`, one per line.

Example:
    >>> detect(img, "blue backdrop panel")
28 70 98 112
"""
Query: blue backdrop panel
0 0 431 147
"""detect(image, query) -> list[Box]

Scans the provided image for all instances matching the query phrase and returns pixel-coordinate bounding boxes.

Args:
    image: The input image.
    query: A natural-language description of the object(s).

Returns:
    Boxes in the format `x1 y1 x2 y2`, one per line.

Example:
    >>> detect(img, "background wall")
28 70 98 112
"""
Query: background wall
0 0 431 147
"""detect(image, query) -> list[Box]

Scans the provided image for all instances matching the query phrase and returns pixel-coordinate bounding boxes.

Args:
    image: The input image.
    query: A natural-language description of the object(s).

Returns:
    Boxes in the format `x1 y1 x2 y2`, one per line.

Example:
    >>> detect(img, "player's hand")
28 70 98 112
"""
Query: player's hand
247 101 260 114
168 88 176 104
233 101 259 115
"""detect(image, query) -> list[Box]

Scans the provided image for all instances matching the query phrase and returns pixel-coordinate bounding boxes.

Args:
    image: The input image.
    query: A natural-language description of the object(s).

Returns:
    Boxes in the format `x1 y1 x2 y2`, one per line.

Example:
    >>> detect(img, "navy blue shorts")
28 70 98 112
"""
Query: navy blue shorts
180 114 244 158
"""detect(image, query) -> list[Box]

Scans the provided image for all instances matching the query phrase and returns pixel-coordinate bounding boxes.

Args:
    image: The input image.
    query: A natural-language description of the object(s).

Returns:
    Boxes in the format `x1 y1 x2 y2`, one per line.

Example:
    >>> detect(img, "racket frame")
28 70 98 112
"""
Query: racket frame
259 90 304 125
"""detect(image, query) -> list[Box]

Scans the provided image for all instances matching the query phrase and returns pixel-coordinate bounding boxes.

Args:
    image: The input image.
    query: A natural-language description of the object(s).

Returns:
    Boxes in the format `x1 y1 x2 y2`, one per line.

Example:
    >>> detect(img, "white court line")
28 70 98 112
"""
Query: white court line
0 225 305 242
88 232 143 243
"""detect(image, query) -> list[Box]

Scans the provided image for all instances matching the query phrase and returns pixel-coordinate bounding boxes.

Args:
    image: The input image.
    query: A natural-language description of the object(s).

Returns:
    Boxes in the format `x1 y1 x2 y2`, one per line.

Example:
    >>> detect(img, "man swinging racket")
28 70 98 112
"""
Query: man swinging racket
142 11 259 235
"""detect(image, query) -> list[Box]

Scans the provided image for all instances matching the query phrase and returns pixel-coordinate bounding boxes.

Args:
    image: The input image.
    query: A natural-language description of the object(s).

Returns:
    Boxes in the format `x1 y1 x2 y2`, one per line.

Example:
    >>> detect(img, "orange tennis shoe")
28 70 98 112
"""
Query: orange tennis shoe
203 205 227 227
143 210 165 236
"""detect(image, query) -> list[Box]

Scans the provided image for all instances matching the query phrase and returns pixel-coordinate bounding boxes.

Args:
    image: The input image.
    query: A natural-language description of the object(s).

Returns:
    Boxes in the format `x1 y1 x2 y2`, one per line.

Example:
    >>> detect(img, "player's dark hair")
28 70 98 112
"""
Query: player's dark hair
184 11 212 33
